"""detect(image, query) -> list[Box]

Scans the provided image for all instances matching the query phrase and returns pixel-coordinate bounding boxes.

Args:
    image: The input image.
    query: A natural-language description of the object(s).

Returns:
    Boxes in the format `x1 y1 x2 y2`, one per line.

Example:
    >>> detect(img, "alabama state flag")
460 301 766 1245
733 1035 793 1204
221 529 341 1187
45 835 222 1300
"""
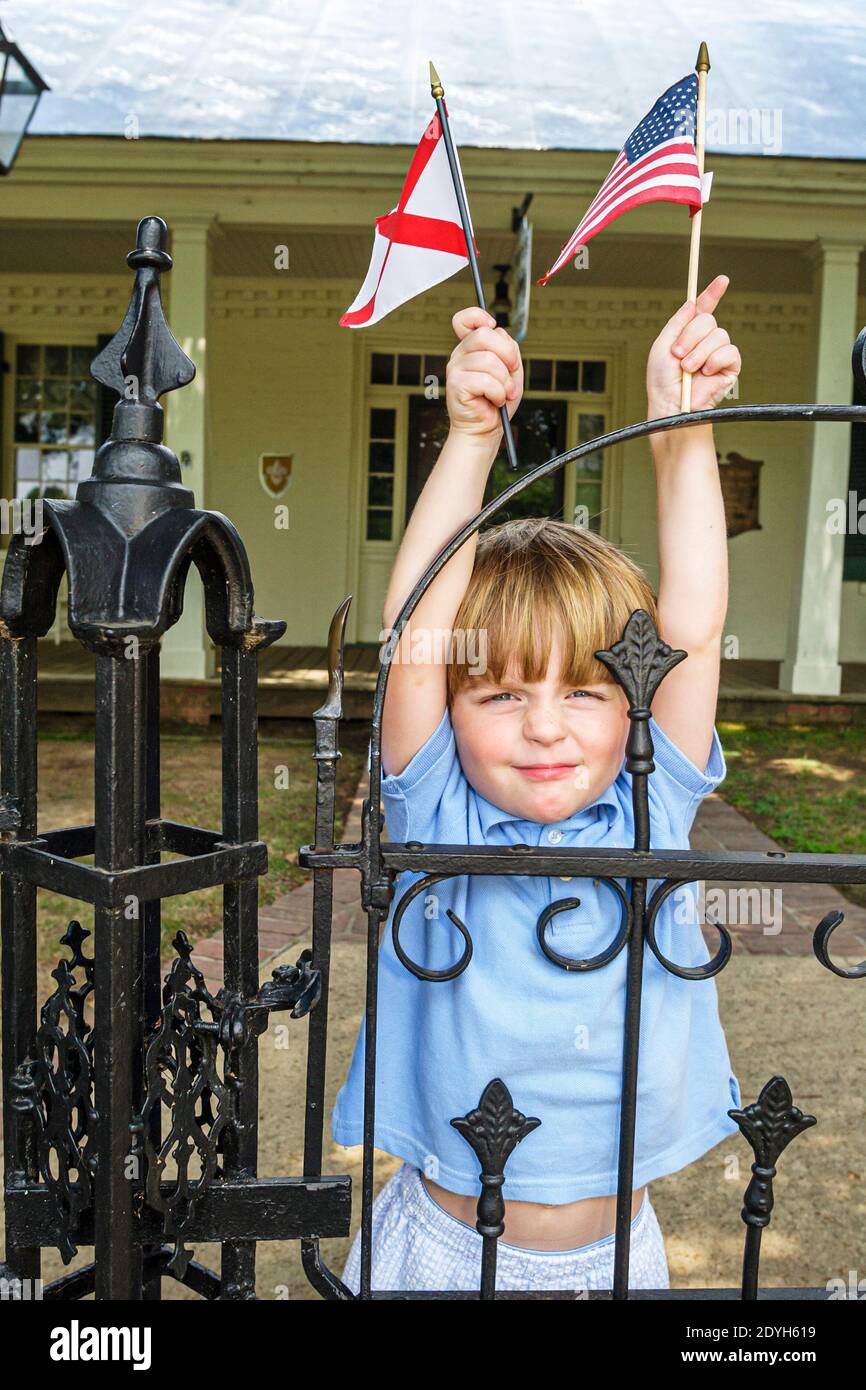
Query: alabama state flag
340 107 476 328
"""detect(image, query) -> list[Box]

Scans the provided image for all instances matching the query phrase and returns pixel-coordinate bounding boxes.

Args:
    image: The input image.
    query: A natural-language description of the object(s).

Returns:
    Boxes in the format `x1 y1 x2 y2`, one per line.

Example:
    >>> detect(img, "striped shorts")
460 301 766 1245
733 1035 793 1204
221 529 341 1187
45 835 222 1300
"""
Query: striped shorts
340 1160 670 1295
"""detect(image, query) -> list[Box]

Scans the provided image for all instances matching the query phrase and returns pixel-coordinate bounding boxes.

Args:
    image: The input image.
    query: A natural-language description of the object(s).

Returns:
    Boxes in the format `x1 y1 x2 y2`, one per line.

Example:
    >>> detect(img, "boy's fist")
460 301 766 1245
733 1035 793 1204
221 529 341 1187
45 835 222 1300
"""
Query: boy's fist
646 274 742 419
445 307 524 441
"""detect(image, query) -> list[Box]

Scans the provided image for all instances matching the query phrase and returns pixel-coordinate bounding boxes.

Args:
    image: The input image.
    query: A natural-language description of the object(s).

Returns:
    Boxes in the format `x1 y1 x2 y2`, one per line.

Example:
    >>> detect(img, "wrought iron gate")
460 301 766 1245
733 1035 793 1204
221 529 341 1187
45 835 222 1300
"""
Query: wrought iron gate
1 214 864 1300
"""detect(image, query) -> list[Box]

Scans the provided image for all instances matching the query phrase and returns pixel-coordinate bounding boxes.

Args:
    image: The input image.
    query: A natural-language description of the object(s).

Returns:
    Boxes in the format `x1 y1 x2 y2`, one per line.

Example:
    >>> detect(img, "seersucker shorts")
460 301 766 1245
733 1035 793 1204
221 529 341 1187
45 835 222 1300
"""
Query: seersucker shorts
340 1160 670 1295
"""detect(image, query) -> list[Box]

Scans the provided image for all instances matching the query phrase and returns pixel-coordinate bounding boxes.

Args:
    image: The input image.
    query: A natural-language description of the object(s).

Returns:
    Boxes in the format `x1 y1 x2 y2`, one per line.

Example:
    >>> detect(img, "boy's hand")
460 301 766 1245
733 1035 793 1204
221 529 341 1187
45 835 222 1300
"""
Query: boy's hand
446 307 524 442
646 274 741 420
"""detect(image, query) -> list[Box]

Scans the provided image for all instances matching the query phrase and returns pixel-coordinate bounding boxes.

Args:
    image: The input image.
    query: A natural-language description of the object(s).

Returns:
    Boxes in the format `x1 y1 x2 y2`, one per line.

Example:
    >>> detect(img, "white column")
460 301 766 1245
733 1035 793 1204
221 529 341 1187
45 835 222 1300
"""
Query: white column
779 239 863 695
161 216 217 680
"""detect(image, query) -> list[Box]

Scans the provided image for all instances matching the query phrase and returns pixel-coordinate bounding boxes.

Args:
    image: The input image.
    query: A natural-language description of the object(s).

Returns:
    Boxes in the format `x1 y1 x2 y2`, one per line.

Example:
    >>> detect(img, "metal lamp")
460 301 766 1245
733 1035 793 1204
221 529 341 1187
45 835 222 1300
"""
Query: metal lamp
0 19 49 175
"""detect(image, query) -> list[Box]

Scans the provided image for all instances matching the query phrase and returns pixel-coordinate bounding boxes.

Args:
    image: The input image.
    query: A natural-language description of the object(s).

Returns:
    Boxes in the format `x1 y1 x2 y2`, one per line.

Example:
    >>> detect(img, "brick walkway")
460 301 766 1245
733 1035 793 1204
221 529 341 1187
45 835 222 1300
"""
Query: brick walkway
191 777 866 993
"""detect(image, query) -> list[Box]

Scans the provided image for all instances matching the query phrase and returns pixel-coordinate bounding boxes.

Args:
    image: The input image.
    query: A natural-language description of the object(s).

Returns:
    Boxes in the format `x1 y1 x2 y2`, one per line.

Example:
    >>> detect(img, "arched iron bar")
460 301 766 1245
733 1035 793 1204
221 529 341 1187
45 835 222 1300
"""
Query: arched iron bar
391 872 474 981
535 877 632 971
813 909 866 980
364 402 866 872
645 877 733 979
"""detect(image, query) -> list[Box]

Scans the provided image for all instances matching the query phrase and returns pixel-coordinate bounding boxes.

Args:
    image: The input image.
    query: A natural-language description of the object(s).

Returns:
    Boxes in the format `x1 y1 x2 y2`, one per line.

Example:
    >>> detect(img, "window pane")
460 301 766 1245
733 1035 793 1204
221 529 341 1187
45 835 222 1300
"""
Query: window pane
15 378 40 408
15 411 38 442
70 345 93 375
366 510 392 541
43 451 69 482
578 413 605 444
44 379 68 410
397 353 420 386
70 449 95 482
369 441 394 472
575 450 604 479
424 354 448 385
16 343 40 375
44 345 69 376
555 360 579 391
574 483 602 531
70 380 96 412
529 358 553 390
367 475 394 506
370 407 396 438
68 416 95 445
581 360 606 392
15 447 40 479
40 413 67 444
370 353 393 384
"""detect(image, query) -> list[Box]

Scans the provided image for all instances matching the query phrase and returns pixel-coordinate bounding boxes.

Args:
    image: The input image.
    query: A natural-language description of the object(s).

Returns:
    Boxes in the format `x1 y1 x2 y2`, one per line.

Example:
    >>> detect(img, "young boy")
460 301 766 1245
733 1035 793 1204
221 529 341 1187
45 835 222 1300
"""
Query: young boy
333 277 744 1293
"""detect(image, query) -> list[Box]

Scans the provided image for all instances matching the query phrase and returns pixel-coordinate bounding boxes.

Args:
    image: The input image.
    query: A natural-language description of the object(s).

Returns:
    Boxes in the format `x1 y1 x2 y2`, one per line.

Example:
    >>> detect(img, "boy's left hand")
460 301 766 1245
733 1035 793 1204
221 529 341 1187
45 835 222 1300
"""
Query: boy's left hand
646 274 741 420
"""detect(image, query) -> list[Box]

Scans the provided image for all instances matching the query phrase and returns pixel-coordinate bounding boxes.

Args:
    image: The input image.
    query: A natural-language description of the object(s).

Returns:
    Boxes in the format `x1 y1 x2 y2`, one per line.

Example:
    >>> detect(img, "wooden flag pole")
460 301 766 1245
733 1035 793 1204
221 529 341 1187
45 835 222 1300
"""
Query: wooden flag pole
430 61 521 471
680 41 710 413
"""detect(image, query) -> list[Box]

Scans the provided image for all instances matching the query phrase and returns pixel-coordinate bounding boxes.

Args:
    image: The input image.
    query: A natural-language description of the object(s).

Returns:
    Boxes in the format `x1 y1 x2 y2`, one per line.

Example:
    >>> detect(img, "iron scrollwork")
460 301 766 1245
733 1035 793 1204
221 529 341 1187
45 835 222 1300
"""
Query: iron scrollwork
813 908 866 980
645 878 733 979
536 879 632 971
10 921 97 1264
133 930 321 1278
391 871 473 981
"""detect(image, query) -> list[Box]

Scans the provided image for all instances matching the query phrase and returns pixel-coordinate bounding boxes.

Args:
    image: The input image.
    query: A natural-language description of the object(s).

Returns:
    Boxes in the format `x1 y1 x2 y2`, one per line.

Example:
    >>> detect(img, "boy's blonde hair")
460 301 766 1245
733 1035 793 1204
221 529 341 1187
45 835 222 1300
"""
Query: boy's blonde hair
445 518 658 708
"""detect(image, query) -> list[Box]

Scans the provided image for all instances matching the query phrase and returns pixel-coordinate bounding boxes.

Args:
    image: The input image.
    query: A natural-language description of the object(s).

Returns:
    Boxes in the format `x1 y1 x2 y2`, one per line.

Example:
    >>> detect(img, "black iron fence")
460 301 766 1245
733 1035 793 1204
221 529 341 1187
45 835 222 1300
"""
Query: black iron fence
1 215 864 1300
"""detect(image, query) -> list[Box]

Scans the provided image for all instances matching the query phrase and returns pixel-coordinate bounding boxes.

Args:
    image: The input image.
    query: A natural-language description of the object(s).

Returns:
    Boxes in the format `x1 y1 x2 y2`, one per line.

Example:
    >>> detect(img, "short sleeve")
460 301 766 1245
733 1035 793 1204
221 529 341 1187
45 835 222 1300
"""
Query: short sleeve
646 714 726 839
367 706 466 843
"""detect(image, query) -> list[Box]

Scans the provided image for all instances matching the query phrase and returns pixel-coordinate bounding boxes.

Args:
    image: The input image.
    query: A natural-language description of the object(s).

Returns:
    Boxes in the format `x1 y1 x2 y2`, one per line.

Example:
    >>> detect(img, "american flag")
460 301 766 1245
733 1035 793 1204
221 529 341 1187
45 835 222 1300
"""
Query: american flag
538 74 704 286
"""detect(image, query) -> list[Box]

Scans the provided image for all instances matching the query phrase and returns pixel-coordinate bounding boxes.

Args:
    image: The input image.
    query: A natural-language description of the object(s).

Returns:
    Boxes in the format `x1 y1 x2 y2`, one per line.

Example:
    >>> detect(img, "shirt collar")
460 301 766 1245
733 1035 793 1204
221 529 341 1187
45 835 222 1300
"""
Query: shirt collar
474 778 622 837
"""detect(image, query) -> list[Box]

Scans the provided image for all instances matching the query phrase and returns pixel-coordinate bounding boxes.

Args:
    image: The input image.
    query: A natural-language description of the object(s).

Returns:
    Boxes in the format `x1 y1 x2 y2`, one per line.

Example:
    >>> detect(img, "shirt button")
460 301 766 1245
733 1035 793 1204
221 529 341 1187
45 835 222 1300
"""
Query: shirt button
547 828 562 844
559 875 572 882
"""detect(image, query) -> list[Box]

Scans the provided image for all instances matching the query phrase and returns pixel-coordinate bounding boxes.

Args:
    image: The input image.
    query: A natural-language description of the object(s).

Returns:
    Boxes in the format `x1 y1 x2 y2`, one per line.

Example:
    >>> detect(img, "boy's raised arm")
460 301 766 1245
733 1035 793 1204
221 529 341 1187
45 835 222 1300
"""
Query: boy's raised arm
381 307 523 778
644 274 742 773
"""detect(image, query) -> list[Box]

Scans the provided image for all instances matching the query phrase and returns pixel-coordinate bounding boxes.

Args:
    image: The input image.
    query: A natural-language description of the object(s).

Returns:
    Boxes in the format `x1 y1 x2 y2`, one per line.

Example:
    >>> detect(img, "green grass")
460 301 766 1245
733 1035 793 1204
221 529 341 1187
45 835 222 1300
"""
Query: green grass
718 721 866 907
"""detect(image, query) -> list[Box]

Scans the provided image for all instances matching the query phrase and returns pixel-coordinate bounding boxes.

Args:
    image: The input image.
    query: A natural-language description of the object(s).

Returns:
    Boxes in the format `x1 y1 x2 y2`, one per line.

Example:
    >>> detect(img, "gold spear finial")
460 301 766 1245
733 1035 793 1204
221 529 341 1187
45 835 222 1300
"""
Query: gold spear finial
429 61 444 99
696 41 710 73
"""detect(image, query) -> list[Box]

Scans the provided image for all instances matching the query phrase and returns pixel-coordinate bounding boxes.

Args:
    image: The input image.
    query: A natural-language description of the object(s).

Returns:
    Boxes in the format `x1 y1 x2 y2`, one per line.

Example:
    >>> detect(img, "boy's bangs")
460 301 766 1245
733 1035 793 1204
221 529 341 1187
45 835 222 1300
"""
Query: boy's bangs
444 519 658 705
476 588 613 691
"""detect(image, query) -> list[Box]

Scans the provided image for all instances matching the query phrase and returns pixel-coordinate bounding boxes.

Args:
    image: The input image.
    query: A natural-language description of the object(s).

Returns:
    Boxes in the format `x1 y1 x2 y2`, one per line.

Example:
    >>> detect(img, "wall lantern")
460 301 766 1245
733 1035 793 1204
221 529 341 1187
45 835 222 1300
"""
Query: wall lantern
0 19 49 176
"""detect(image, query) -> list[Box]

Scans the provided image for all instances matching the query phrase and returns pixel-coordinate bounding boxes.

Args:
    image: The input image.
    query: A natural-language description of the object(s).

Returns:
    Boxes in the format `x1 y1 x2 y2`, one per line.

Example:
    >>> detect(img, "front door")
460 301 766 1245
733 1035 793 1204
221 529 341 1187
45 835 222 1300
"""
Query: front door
405 395 566 529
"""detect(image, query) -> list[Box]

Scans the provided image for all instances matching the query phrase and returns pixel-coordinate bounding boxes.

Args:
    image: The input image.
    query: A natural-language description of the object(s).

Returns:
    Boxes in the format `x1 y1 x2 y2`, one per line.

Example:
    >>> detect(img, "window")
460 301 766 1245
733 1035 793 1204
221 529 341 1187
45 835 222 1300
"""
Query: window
366 407 396 540
13 342 97 500
574 412 606 528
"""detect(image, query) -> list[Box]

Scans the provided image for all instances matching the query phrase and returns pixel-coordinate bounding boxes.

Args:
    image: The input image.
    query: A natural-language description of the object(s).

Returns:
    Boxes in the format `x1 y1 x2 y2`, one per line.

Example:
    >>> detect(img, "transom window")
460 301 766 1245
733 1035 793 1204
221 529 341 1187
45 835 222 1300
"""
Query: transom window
368 351 606 395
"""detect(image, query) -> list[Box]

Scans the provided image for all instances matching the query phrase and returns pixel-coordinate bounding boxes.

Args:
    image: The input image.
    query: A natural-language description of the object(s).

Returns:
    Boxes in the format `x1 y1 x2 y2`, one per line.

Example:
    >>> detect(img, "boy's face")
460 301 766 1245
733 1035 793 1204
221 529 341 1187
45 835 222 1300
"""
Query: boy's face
450 629 630 825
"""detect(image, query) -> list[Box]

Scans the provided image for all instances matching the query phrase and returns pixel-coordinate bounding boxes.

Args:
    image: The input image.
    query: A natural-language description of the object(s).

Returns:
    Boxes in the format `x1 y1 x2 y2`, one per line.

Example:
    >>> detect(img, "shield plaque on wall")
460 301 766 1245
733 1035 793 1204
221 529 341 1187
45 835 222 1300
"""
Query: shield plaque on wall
717 451 762 538
259 454 293 499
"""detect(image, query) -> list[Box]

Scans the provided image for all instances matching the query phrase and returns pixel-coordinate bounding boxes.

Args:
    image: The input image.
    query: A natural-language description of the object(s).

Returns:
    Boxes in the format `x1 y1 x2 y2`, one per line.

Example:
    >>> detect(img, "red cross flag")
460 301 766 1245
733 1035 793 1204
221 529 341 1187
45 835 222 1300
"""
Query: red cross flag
340 107 477 328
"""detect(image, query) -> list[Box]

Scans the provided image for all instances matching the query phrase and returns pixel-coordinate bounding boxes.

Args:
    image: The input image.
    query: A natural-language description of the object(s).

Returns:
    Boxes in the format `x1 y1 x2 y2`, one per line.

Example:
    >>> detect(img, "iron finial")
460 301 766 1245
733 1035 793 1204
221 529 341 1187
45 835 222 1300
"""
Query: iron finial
90 215 195 444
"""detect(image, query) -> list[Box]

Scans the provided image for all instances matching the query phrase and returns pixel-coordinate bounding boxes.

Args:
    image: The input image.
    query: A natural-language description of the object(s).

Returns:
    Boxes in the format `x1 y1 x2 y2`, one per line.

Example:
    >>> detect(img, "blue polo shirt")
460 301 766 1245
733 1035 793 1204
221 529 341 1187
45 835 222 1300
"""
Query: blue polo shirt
331 705 742 1203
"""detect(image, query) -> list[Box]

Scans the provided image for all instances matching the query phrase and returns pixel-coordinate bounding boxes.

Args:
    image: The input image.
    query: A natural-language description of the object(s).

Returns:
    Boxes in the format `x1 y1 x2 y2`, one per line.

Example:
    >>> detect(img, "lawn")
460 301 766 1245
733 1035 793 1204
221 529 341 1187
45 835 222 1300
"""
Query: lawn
718 720 866 908
24 716 369 988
